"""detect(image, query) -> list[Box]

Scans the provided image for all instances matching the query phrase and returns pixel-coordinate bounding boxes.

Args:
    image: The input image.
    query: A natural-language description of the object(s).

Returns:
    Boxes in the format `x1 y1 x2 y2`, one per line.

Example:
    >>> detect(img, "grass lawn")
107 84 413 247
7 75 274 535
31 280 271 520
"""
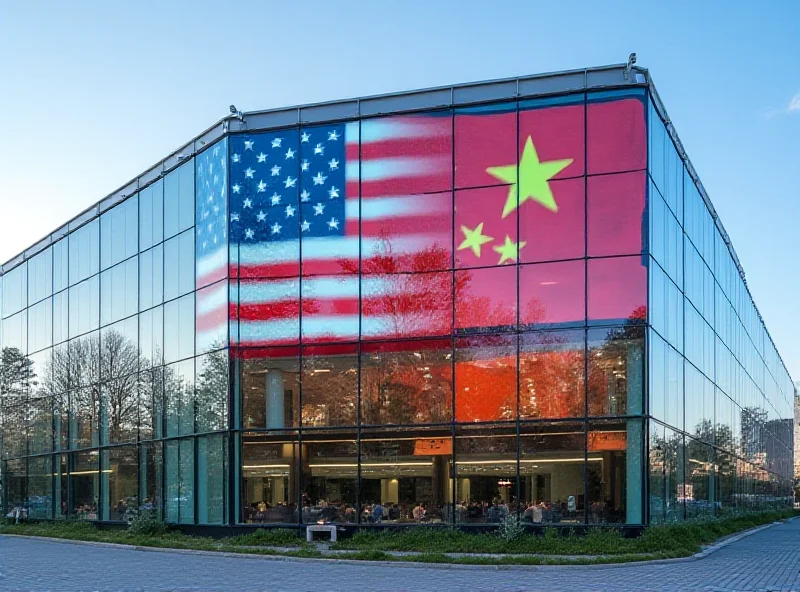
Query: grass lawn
0 509 794 566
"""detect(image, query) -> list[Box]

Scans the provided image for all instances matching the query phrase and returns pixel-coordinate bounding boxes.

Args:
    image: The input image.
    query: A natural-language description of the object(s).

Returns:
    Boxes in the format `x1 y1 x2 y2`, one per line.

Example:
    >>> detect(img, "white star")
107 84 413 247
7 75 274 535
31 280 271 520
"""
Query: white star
209 162 214 175
202 240 208 250
314 143 324 155
285 205 296 218
271 137 282 148
257 180 267 193
327 217 339 230
285 148 296 159
271 222 282 234
243 198 253 209
328 130 340 141
213 205 219 214
256 211 267 222
207 222 214 232
328 186 339 199
232 153 241 163
328 158 339 170
313 202 325 216
271 193 281 206
285 176 297 188
244 167 255 178
257 152 267 163
220 157 225 170
213 174 219 185
301 159 310 172
271 164 281 176
301 132 310 143
313 172 327 185
244 228 254 240
301 220 311 232
244 140 254 151
300 189 311 202
231 213 240 222
213 145 220 157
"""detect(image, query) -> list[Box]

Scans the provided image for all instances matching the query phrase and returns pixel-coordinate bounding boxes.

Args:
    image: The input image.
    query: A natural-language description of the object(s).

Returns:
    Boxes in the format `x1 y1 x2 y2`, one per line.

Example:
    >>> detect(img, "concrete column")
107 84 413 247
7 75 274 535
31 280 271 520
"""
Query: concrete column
266 370 285 429
381 479 399 504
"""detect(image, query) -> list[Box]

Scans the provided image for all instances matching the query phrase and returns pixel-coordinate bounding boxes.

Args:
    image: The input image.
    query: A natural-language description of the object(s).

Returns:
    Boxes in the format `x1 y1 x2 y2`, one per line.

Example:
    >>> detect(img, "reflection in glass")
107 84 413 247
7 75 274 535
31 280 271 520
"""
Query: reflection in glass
242 438 299 524
165 359 194 437
198 433 226 524
68 219 99 286
164 160 195 240
28 248 53 306
588 325 644 417
70 385 99 449
587 256 647 324
519 260 585 327
1 262 27 317
100 375 138 444
53 238 69 294
164 294 194 364
233 277 300 347
164 230 195 302
587 172 646 257
71 451 99 520
139 244 163 311
455 266 516 332
587 420 642 524
100 196 138 270
196 281 228 354
455 334 515 423
454 186 516 270
101 446 138 521
456 428 517 523
27 455 53 519
587 96 646 175
239 348 299 430
303 435 357 523
520 177 584 264
196 350 228 433
139 179 164 251
140 441 163 519
68 276 99 339
195 139 229 290
519 330 584 419
165 438 195 524
100 257 138 327
454 103 516 190
301 345 357 427
139 367 163 441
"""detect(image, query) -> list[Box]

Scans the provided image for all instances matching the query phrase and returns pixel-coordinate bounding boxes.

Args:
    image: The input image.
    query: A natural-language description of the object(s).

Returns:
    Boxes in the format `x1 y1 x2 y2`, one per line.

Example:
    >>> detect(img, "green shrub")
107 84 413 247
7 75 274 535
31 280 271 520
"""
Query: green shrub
128 510 169 536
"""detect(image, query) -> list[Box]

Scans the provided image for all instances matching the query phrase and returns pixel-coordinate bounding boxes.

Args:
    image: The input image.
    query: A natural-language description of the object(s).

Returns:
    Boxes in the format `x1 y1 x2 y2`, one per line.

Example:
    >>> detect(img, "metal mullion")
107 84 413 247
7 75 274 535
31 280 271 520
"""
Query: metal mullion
450 107 456 527
356 117 363 526
582 90 590 526
514 100 522 520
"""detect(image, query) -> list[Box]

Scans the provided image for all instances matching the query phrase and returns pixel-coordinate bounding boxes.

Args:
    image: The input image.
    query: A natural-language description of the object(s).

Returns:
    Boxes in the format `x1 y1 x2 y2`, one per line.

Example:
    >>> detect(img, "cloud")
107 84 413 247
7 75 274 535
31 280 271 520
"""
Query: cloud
788 93 800 113
761 92 800 119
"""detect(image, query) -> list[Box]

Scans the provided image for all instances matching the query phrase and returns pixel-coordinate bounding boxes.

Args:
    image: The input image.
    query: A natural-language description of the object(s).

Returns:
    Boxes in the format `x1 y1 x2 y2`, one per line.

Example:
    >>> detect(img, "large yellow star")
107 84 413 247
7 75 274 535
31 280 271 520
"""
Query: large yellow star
486 136 573 218
493 235 526 265
457 223 493 257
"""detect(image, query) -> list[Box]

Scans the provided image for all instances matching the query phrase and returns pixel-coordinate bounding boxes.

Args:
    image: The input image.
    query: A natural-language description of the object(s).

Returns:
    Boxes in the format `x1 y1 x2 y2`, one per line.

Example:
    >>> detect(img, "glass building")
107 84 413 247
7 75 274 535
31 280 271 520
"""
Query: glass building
0 63 794 528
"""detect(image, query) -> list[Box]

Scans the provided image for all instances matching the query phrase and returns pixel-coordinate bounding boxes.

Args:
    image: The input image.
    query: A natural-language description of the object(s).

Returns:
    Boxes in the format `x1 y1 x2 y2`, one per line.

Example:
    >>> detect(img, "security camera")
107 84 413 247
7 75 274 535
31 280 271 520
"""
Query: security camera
628 53 637 66
229 105 238 115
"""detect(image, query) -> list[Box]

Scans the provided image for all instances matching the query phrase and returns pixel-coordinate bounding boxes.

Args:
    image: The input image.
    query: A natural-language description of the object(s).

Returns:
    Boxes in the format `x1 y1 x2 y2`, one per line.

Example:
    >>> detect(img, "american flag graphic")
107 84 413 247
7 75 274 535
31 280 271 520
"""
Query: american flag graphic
195 138 230 352
228 116 453 346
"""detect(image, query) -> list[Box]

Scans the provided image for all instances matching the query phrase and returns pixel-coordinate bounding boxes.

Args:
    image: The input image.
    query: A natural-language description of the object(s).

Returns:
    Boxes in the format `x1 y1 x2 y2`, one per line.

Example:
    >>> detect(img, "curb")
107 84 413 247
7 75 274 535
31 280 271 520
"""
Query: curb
0 519 788 572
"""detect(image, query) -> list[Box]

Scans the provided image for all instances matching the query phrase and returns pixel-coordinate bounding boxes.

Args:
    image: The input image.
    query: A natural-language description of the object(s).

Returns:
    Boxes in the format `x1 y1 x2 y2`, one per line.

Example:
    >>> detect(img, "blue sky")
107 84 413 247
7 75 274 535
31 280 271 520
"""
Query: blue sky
0 0 798 380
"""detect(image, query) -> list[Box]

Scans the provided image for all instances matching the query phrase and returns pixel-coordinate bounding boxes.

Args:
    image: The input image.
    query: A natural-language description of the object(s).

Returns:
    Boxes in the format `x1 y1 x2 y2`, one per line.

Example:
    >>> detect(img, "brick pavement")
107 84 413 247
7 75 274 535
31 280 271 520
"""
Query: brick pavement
1 519 799 591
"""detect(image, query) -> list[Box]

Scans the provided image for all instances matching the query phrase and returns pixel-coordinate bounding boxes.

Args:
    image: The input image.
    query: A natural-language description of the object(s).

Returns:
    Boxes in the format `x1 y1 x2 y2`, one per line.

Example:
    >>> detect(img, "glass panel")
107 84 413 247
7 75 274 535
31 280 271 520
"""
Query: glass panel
2 310 27 353
71 451 99 520
139 244 163 311
28 247 53 305
164 160 195 239
519 422 585 524
588 420 643 524
164 229 195 302
28 297 53 353
587 256 647 324
454 186 517 270
241 437 299 524
685 436 715 519
519 329 585 419
361 271 452 340
70 385 99 449
164 293 194 364
456 427 517 523
520 177 584 264
361 430 453 524
234 277 299 347
196 281 228 354
587 171 646 257
301 344 358 427
2 262 27 317
239 347 300 430
139 179 164 251
587 325 644 417
100 316 138 381
68 276 99 339
165 438 195 524
101 446 138 521
361 339 452 425
197 433 226 524
587 96 646 175
455 266 516 333
27 455 53 519
100 375 138 444
28 396 53 454
519 98 585 179
455 102 516 190
140 441 163 520
139 367 163 441
68 219 99 285
100 257 138 326
4 459 25 511
53 290 68 345
195 139 229 289
100 195 138 270
520 260 585 327
302 434 357 524
165 359 194 437
196 349 228 433
139 306 164 369
53 238 69 294
455 334 516 422
67 332 100 388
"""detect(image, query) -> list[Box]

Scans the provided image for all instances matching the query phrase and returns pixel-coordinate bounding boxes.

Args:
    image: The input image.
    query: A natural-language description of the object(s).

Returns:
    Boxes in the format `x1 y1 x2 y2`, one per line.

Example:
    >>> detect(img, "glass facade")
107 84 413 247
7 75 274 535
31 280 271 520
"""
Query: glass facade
0 70 793 528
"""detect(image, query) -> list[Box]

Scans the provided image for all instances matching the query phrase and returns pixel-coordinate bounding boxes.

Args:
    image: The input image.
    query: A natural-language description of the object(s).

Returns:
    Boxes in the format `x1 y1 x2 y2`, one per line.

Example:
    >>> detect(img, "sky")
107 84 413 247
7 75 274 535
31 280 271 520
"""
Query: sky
0 0 798 380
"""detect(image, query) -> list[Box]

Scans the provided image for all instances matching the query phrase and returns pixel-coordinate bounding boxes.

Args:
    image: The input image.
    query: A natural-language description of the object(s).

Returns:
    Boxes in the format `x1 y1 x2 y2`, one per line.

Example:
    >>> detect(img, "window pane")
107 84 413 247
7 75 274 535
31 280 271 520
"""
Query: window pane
455 186 517 270
71 451 99 520
302 435 357 524
520 177 584 263
164 160 195 239
28 396 53 455
68 276 99 339
68 219 99 285
53 238 69 293
242 438 298 524
164 229 195 302
361 340 452 425
2 262 27 317
139 179 164 251
196 281 228 354
28 298 53 353
101 447 138 521
196 350 228 432
362 431 451 523
587 325 644 416
588 419 643 524
229 130 301 279
587 256 646 324
27 455 53 518
455 103 516 190
197 434 226 524
165 359 194 437
140 441 163 520
234 277 299 346
53 291 68 345
164 294 194 364
67 332 100 388
100 317 139 381
139 306 163 369
301 344 357 427
195 139 229 289
139 244 163 311
519 260 585 327
455 266 516 332
587 96 646 175
100 257 138 326
455 334 516 422
587 171 646 257
361 271 452 340
2 309 27 353
239 347 300 430
456 427 517 523
139 367 163 441
519 329 585 419
70 385 99 449
28 248 53 305
100 195 138 270
520 422 585 523
519 98 585 178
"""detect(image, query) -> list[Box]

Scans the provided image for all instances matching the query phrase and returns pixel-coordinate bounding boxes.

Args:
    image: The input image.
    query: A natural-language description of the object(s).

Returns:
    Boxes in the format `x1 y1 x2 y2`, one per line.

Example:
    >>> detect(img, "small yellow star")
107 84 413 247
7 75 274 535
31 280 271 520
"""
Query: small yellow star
493 235 526 264
457 223 493 257
486 135 573 218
